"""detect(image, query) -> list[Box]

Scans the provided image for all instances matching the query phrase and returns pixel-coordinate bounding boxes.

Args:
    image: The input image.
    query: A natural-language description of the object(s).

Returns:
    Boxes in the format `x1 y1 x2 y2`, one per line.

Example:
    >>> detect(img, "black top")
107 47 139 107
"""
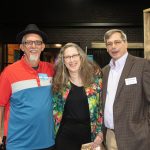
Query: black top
56 83 91 149
63 82 90 123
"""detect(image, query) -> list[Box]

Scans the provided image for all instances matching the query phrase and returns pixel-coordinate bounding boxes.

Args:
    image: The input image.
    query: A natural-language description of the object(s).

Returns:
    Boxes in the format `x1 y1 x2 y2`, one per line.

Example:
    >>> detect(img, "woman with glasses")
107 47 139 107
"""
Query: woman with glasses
52 43 103 150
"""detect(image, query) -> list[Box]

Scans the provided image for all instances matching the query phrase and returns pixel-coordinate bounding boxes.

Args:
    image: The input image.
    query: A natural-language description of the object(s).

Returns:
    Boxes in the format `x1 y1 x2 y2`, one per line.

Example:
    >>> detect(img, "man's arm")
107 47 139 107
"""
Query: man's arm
0 106 4 144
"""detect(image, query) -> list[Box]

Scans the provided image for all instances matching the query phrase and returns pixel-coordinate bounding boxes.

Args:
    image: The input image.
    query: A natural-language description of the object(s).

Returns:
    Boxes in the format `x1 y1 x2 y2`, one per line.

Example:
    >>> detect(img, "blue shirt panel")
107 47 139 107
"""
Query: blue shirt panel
6 86 54 150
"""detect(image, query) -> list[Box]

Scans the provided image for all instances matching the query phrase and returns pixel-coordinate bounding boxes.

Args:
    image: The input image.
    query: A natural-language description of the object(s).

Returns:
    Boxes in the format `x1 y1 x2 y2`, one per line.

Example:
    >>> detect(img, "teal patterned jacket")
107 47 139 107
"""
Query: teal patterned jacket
53 75 103 141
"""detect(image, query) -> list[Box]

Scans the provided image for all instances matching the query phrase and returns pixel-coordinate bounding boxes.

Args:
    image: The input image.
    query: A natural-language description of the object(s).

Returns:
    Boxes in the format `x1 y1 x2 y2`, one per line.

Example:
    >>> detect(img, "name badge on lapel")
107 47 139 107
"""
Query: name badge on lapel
125 77 137 85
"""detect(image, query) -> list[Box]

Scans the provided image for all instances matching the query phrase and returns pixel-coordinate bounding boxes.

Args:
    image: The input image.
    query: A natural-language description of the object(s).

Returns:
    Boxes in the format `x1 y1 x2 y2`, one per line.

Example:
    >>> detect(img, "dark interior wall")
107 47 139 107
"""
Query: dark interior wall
0 0 149 70
44 26 144 49
0 26 144 49
0 42 2 71
0 1 149 23
0 0 149 46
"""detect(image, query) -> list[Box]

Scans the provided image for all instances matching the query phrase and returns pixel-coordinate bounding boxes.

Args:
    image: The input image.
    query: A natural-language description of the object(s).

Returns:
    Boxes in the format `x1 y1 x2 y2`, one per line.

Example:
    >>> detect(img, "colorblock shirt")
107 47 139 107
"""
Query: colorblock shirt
0 56 55 150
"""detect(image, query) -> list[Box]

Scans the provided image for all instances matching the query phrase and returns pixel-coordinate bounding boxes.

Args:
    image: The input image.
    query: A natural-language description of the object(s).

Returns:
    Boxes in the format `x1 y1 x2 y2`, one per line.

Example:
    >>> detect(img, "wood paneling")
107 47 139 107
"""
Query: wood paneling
143 8 150 59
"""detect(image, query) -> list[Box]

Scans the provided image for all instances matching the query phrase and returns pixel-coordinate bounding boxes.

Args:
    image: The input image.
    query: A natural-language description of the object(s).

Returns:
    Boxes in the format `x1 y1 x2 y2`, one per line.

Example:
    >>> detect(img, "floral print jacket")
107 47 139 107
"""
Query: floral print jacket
53 75 103 141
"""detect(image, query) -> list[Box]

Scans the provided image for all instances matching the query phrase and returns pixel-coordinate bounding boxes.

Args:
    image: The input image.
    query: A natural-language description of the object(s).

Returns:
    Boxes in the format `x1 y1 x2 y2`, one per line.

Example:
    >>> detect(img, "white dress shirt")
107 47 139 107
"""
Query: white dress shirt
104 52 128 129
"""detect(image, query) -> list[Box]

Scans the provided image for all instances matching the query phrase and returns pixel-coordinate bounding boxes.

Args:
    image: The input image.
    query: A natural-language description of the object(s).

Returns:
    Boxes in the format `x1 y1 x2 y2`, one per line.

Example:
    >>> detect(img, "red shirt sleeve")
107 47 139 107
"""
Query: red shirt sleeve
0 69 12 106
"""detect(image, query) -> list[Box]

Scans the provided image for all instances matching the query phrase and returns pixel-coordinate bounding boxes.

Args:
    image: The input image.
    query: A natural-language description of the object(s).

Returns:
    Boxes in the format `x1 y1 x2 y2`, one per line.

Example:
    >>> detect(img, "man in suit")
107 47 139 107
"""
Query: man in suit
102 29 150 150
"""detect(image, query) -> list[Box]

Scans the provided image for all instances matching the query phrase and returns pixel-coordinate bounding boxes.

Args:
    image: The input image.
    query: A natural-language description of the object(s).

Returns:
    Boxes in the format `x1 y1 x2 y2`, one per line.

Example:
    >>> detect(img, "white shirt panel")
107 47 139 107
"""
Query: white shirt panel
104 52 128 129
11 79 38 93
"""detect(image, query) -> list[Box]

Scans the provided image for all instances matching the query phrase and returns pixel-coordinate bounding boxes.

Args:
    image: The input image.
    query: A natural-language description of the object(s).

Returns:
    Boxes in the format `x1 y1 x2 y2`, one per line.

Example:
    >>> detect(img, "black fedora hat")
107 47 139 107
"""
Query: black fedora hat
16 24 48 43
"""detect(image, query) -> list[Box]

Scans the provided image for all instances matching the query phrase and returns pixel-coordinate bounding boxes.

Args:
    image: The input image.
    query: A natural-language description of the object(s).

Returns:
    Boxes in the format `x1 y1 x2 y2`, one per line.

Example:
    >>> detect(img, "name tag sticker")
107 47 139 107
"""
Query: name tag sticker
125 77 137 85
38 73 48 80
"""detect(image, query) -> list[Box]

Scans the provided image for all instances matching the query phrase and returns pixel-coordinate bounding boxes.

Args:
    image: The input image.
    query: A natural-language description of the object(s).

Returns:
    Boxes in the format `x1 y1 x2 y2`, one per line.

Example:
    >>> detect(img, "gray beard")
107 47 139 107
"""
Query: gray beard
29 54 39 62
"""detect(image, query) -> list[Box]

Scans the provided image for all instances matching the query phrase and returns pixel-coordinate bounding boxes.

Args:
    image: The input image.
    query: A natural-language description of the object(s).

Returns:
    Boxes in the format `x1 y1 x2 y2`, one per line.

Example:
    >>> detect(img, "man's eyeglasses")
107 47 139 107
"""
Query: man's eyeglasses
63 54 80 61
106 40 124 48
23 40 43 47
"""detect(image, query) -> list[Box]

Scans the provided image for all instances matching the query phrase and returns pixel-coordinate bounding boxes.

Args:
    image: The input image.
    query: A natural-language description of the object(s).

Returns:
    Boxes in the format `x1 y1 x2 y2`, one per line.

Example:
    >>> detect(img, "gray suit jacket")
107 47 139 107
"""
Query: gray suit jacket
102 54 150 150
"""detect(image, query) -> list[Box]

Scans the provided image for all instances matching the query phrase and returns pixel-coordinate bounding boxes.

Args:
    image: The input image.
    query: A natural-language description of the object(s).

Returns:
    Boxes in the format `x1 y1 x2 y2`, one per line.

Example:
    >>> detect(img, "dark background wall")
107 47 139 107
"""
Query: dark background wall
0 0 149 48
0 0 149 69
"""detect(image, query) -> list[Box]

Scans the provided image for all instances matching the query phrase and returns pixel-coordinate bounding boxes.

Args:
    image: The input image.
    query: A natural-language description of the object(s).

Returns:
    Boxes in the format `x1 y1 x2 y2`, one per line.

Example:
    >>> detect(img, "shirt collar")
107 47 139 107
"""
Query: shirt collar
109 52 128 70
20 55 41 72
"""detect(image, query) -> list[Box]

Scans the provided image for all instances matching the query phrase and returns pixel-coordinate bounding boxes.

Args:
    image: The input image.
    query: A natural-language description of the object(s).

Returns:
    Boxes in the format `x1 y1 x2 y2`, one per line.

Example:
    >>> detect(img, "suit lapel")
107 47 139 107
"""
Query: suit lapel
102 65 110 106
115 54 135 101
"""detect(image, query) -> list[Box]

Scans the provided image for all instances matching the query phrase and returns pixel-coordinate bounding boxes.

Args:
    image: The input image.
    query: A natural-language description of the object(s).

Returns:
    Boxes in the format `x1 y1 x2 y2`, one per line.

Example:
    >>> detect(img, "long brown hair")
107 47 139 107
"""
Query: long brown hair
52 42 102 92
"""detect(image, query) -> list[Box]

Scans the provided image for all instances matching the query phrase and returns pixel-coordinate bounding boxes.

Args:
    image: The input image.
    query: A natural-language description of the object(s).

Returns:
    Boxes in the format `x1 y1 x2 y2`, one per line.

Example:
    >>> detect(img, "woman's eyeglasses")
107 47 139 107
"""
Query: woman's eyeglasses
63 54 80 61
